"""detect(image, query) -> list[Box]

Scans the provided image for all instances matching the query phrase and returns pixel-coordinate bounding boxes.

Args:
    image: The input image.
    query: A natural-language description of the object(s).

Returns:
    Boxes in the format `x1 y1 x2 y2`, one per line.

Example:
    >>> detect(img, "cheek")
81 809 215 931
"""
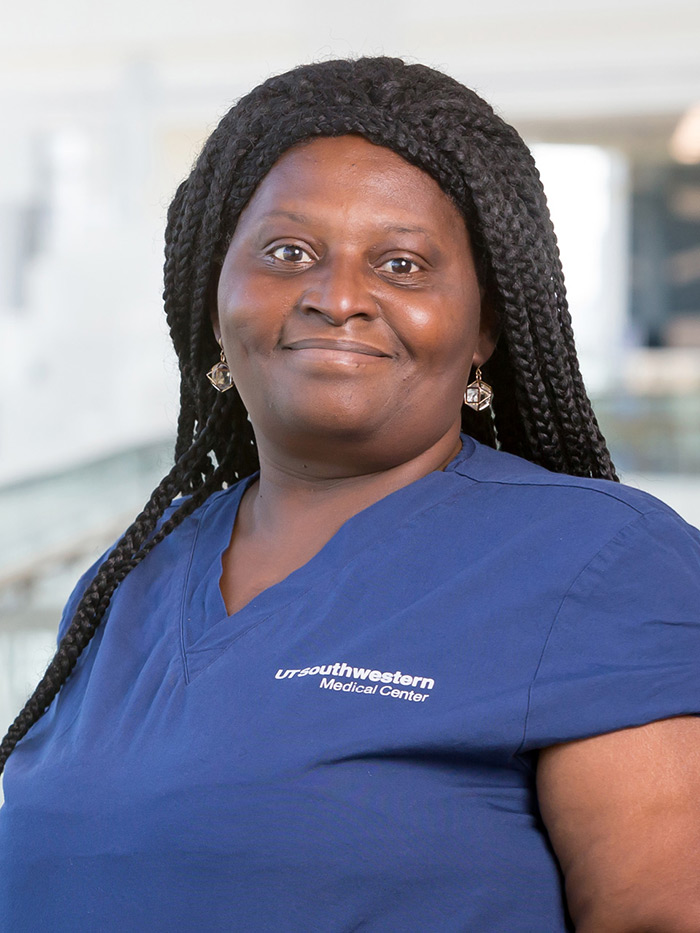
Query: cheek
396 293 481 363
217 265 259 321
217 276 281 355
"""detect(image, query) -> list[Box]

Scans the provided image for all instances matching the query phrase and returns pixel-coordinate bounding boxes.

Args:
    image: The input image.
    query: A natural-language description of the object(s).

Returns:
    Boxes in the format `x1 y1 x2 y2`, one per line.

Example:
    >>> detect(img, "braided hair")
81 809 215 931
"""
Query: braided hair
0 56 617 774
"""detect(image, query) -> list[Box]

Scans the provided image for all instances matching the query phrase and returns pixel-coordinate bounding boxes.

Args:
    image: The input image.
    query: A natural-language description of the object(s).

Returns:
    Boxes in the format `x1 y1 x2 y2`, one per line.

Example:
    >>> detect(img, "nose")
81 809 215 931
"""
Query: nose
298 253 378 325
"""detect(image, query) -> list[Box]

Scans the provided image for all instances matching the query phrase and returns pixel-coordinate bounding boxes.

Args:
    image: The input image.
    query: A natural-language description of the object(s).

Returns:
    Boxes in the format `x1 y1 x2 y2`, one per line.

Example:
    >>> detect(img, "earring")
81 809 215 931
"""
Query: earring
206 341 234 392
464 367 493 411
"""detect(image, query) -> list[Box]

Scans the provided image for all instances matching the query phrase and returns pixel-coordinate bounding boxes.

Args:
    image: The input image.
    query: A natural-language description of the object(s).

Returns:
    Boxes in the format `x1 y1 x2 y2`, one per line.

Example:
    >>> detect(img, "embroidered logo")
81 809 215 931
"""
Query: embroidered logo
275 661 434 702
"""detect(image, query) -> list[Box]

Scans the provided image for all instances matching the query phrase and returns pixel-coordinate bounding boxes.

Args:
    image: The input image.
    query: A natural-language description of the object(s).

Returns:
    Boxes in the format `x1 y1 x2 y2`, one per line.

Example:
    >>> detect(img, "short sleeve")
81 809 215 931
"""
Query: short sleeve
520 508 700 751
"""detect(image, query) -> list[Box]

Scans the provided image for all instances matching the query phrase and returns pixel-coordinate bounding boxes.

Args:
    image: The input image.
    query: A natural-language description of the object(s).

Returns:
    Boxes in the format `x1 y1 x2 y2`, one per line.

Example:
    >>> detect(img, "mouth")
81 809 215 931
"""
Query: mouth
283 338 392 358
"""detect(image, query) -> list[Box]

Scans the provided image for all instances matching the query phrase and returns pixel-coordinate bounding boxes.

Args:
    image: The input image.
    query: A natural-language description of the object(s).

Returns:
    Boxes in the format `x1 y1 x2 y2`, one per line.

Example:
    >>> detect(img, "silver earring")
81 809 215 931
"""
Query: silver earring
464 367 493 411
206 341 234 392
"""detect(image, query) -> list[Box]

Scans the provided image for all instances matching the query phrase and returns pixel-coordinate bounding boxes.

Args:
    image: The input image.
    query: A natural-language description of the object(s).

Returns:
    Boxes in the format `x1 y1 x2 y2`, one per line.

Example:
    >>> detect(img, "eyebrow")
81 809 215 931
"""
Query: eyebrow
260 210 310 224
259 212 434 239
380 223 434 238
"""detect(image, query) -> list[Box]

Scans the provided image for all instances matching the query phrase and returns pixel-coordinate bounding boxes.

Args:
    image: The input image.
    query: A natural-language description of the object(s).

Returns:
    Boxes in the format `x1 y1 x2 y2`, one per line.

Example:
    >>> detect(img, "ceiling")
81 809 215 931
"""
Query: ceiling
2 0 699 137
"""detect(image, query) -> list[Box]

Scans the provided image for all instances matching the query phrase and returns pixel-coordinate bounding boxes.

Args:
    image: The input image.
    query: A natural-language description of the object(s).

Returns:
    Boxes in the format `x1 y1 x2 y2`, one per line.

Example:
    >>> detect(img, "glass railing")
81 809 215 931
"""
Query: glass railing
593 393 700 475
0 437 175 778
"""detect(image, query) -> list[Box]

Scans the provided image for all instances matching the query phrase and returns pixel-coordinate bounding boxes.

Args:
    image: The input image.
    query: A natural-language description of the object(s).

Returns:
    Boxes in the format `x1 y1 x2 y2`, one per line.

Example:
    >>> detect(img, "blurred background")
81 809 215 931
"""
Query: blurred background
2 0 700 757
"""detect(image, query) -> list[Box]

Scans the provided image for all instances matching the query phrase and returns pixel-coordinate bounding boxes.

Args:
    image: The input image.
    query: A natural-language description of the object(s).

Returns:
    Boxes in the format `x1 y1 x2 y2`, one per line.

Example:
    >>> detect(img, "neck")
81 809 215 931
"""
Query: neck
243 427 463 538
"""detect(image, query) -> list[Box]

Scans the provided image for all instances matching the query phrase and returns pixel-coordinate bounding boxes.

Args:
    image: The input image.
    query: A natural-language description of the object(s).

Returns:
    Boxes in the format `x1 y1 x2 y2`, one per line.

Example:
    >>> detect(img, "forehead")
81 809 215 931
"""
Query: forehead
273 134 425 177
239 134 466 234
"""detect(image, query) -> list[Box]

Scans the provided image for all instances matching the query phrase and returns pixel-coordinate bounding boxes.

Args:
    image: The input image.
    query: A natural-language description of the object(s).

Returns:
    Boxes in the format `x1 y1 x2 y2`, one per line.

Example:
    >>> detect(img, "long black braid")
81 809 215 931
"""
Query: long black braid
0 56 617 774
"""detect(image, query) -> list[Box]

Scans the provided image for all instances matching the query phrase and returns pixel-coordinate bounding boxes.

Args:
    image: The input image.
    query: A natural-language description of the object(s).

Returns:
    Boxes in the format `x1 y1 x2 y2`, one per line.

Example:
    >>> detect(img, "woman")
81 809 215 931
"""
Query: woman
1 57 699 932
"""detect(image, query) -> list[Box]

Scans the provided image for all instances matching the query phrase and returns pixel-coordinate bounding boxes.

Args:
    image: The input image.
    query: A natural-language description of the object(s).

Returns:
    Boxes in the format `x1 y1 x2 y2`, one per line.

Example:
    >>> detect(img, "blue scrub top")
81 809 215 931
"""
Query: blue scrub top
2 436 699 932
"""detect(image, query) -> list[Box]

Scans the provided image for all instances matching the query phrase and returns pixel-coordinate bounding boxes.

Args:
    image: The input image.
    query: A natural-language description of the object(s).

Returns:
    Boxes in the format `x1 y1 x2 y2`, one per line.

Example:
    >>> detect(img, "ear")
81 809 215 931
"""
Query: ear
472 292 500 369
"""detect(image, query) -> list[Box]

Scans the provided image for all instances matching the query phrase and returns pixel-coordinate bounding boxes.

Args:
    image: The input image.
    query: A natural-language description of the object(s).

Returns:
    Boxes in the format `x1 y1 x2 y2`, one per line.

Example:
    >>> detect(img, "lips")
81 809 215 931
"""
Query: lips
283 338 391 358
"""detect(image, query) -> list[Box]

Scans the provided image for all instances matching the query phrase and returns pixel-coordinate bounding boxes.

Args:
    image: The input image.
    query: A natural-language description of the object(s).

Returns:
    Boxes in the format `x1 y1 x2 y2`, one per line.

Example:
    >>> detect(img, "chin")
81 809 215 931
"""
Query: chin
255 403 384 446
290 412 381 440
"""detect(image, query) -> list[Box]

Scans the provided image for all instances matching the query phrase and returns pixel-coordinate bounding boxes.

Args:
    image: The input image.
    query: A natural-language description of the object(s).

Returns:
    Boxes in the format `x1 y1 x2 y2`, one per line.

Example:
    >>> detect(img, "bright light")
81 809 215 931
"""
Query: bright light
530 144 628 394
670 104 700 165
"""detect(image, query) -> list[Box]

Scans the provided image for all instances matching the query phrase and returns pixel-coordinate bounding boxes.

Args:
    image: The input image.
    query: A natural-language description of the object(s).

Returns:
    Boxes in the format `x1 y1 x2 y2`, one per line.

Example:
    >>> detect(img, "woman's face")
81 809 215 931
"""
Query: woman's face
215 135 496 469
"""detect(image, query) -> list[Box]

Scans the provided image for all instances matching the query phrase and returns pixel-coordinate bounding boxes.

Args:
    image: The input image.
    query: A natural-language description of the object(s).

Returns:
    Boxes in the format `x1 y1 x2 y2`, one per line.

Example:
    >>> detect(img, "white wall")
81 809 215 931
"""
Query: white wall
1 1 700 482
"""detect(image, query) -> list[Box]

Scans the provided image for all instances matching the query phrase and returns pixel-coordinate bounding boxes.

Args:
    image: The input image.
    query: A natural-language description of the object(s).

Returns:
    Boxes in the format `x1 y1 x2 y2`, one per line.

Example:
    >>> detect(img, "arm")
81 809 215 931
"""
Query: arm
537 716 700 933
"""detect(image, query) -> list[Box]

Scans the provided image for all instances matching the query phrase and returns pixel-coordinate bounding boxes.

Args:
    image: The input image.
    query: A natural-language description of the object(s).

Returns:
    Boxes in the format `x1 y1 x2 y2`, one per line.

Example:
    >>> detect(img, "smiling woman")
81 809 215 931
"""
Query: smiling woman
1 57 700 933
214 135 497 614
215 136 490 467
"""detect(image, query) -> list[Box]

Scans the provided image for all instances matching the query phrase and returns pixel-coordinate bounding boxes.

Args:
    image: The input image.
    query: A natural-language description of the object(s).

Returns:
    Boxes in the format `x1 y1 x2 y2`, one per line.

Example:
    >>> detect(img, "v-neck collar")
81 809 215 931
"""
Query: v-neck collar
180 435 476 682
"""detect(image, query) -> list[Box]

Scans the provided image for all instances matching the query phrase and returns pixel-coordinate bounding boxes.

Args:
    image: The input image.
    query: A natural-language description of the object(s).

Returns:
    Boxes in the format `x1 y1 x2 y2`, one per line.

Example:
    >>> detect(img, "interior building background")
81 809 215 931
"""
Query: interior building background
2 0 700 784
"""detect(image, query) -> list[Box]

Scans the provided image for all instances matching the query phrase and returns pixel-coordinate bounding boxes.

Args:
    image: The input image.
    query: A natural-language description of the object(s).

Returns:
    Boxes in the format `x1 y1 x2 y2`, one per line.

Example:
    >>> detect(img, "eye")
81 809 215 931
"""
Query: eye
269 244 314 264
378 257 422 275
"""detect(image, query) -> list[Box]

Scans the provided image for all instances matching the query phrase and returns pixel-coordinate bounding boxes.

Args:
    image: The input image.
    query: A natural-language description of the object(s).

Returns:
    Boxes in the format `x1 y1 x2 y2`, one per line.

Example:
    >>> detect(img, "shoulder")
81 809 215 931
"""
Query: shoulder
56 479 251 642
443 436 700 581
453 435 693 528
159 483 237 525
150 475 253 540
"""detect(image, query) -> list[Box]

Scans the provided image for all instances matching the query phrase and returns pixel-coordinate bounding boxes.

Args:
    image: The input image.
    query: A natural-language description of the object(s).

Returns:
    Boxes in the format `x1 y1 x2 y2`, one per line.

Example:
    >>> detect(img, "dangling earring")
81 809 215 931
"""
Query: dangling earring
464 366 493 411
206 340 234 392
